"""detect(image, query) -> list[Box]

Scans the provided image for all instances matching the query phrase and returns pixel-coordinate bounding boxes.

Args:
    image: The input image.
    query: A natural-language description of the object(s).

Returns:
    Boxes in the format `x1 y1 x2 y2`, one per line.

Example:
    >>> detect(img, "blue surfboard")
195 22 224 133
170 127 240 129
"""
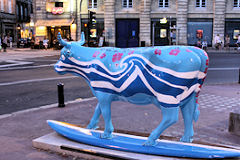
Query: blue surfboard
47 120 240 159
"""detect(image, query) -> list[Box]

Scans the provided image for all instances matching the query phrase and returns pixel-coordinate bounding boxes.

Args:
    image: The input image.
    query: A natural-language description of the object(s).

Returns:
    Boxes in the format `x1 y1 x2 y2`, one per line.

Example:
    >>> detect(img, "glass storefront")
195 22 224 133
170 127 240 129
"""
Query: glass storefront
187 19 213 46
81 18 104 47
47 26 70 48
151 18 176 46
225 19 240 46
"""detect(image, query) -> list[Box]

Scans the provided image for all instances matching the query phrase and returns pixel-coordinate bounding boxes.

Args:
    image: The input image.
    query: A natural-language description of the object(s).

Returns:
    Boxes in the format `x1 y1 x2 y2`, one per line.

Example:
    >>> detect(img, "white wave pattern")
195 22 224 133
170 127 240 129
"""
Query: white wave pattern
55 55 206 105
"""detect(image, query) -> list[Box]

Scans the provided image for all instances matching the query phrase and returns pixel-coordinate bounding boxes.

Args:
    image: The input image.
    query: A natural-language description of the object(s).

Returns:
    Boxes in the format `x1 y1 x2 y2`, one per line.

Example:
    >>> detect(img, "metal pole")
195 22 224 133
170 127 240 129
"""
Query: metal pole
57 83 65 108
152 22 155 46
239 68 240 84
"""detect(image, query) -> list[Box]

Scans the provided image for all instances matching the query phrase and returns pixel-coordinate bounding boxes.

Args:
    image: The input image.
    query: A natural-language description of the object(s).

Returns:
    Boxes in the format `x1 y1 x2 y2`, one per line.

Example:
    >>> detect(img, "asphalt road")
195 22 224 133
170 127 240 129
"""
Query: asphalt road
0 51 239 115
206 53 240 83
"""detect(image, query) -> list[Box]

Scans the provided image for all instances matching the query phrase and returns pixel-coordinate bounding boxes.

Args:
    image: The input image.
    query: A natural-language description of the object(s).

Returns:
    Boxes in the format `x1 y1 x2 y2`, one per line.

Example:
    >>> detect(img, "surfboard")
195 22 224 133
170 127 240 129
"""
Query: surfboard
47 120 240 159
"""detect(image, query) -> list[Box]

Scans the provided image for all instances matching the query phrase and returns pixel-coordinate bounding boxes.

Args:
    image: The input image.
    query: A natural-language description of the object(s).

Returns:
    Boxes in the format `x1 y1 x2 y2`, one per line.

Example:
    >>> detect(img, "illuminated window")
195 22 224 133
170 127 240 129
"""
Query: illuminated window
89 0 97 9
122 0 132 8
160 29 167 38
234 0 240 7
159 0 169 8
196 0 206 8
196 30 203 39
233 30 240 39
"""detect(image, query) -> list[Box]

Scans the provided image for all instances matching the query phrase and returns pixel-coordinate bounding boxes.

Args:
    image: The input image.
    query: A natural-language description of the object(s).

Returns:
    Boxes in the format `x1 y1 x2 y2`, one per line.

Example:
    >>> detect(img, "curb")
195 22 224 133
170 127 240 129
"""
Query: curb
0 97 96 120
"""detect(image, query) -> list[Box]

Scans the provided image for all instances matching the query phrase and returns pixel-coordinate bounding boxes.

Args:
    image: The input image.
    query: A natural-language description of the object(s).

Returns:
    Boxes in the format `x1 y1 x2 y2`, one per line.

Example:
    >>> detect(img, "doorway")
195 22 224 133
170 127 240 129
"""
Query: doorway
116 19 139 48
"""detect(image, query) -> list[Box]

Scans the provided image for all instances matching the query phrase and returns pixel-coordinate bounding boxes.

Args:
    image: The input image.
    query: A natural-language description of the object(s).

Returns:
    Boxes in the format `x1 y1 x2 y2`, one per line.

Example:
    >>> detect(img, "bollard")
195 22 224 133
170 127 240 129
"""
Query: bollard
239 68 240 84
57 83 65 107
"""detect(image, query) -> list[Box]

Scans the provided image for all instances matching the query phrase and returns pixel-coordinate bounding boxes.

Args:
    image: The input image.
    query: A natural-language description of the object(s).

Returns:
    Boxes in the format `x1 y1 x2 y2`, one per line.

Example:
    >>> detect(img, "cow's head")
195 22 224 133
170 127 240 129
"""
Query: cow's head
55 32 85 74
57 32 85 58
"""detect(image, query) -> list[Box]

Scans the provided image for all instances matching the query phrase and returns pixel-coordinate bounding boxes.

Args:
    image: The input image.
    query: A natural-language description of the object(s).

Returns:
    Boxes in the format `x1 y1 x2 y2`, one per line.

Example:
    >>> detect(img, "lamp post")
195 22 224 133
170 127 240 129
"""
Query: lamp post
17 24 21 48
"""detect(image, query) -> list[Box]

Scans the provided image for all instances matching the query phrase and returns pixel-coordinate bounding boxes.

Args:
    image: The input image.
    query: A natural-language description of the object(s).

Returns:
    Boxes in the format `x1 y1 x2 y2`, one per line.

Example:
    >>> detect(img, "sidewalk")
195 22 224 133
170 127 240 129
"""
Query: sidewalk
0 83 239 160
0 48 60 62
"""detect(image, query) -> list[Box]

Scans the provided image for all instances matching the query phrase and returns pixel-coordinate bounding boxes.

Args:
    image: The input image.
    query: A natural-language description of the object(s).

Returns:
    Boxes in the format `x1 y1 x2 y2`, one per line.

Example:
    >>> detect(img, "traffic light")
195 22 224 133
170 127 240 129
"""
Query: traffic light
89 11 96 26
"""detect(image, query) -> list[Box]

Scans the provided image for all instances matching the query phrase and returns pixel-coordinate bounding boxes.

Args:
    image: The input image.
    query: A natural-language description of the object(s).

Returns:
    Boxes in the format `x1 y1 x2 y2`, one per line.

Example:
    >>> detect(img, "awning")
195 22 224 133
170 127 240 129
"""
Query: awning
35 19 74 27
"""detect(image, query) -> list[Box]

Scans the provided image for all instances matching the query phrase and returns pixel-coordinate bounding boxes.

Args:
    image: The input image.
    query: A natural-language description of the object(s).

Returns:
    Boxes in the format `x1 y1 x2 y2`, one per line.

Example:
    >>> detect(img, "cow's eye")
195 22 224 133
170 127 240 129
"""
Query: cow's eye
61 55 65 60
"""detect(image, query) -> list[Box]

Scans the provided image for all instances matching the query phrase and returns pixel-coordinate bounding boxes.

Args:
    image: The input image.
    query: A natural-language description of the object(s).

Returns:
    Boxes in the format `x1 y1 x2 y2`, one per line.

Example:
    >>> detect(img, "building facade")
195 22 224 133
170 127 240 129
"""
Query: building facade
0 0 16 40
16 0 33 41
33 0 240 47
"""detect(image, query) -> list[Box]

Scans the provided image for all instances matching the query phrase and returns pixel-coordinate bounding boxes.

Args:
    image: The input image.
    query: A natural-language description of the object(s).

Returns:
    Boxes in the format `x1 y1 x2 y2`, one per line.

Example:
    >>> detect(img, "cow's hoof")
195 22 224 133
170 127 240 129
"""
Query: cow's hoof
86 124 99 130
180 136 193 143
100 133 113 139
143 139 157 146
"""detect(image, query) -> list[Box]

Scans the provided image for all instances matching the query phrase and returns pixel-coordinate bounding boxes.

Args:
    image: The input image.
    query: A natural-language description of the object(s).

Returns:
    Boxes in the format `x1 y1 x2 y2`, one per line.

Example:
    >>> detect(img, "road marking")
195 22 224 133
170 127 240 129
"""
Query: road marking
0 76 78 86
208 67 239 71
0 60 33 68
0 64 55 71
0 97 96 119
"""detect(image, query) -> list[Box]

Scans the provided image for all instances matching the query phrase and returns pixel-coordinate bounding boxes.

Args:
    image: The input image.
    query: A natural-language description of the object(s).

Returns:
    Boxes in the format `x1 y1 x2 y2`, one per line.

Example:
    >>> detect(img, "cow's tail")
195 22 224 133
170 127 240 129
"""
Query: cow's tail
192 47 209 122
193 103 200 122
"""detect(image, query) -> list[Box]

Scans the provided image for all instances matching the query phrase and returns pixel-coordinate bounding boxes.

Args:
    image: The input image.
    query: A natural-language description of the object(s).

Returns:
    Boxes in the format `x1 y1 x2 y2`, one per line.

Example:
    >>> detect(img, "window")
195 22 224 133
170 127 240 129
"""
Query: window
233 30 240 39
25 7 28 18
159 0 169 8
1 0 4 11
55 2 63 7
196 0 206 8
8 0 12 13
89 0 97 9
20 5 23 20
234 0 240 7
122 0 132 8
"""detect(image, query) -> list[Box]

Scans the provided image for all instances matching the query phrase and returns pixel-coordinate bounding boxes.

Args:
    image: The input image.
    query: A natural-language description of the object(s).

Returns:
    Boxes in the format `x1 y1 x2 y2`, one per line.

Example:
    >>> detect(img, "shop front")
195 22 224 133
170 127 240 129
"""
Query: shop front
187 19 213 46
35 19 74 49
225 19 240 46
81 18 104 47
151 18 176 46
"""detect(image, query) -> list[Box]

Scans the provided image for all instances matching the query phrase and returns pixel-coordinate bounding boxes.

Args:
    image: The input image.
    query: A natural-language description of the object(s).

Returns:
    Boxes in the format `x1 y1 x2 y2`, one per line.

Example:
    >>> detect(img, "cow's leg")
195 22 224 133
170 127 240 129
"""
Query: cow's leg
87 103 101 129
144 106 179 146
99 99 114 139
180 93 199 143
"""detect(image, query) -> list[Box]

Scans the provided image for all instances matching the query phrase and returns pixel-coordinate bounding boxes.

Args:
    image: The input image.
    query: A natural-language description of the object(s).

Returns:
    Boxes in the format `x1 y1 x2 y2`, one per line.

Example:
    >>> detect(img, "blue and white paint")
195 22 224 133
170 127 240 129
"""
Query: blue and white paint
54 32 209 146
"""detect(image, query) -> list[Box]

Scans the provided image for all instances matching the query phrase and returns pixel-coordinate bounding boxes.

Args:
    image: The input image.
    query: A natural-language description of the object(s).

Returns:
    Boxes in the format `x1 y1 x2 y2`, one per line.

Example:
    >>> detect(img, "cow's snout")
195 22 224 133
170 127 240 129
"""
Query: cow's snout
54 61 65 75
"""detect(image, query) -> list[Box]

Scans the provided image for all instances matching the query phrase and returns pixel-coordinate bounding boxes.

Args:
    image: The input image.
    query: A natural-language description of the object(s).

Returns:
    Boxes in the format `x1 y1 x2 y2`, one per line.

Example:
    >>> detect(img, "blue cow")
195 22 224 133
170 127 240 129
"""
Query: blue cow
55 32 209 146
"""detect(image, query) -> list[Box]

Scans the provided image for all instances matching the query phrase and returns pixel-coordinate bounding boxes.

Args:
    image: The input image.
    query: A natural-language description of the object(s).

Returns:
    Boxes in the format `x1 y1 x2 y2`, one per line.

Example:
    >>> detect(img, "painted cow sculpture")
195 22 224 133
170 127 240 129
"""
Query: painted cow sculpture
55 32 209 146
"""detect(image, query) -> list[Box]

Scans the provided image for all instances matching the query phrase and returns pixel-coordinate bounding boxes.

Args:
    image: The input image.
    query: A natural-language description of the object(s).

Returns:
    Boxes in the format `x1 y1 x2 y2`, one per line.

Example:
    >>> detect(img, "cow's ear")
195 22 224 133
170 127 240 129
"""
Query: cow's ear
79 32 85 46
58 32 71 48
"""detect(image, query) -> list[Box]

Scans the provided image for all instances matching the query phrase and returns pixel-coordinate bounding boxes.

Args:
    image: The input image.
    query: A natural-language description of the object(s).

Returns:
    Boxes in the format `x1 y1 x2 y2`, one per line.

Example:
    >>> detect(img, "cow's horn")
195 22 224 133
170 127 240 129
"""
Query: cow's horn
78 32 85 46
57 32 70 48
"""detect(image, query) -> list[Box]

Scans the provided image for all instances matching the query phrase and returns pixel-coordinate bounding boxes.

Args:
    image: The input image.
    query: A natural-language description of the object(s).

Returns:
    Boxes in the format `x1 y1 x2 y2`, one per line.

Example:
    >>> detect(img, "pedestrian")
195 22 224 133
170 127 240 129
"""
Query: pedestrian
196 39 202 48
235 34 240 50
9 36 13 48
43 37 49 50
225 34 230 50
202 39 208 51
2 35 8 52
214 34 222 50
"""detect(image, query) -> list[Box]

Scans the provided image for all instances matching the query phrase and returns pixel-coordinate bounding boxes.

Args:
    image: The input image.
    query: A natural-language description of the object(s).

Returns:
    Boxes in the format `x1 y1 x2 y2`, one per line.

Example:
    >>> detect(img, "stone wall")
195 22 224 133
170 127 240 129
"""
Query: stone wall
176 0 188 45
140 0 151 46
213 0 226 46
104 0 115 46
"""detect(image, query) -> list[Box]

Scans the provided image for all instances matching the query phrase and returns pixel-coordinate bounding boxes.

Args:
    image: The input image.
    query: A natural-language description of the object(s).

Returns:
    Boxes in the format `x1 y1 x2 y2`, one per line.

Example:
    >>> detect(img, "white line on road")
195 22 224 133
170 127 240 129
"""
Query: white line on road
208 67 239 71
0 60 33 68
0 76 78 86
0 64 55 71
